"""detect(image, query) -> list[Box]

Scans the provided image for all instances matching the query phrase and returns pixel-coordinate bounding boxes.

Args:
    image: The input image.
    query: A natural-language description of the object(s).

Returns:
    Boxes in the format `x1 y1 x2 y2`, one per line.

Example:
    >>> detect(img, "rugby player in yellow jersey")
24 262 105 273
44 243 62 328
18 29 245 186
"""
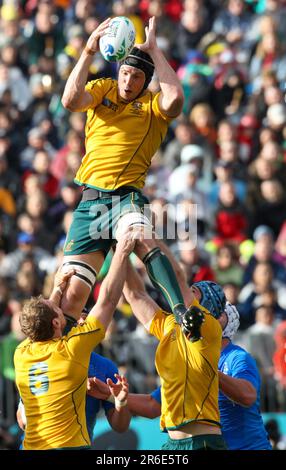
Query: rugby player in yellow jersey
59 16 198 338
13 230 136 450
121 249 227 450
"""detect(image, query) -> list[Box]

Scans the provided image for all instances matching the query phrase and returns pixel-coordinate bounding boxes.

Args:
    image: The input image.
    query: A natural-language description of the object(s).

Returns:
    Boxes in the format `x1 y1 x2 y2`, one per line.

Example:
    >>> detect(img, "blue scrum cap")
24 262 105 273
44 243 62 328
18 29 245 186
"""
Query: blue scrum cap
193 281 226 319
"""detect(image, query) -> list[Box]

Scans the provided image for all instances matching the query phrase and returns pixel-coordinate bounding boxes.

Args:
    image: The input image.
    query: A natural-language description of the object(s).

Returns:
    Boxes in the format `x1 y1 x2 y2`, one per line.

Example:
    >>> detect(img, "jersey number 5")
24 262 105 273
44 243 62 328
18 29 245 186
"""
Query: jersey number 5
29 362 49 396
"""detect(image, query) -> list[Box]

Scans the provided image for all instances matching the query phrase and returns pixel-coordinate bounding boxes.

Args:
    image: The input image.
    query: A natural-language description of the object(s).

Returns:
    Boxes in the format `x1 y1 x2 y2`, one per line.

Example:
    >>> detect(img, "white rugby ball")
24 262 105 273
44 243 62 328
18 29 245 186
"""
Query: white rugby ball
99 16 135 62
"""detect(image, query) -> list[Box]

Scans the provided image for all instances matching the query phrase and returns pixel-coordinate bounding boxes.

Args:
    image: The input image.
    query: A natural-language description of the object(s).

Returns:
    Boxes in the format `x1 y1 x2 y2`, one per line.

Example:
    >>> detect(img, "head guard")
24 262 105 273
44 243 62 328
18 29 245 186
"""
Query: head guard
222 301 240 341
120 47 155 89
193 281 226 319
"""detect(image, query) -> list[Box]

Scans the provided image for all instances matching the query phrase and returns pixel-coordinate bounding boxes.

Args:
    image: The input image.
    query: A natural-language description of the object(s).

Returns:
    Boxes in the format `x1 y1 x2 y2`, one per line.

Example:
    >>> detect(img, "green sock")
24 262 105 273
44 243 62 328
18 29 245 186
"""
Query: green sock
143 248 185 313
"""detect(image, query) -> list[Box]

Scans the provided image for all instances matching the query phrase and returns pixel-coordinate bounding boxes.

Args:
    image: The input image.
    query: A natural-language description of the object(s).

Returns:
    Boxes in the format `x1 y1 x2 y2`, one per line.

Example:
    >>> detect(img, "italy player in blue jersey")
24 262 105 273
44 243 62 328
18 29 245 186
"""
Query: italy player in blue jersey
86 352 130 441
217 302 272 450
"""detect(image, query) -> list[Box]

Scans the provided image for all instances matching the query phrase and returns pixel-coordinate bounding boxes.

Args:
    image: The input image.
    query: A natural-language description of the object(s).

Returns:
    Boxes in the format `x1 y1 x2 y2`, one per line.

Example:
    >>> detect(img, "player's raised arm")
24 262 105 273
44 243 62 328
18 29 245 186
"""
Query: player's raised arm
87 376 161 419
88 231 137 329
123 258 160 327
137 16 184 118
61 18 110 111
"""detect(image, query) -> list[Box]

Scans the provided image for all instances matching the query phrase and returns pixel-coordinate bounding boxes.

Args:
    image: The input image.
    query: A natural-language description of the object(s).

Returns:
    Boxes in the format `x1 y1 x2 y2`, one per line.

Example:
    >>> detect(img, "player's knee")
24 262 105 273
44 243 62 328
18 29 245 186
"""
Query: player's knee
115 212 153 241
60 283 87 321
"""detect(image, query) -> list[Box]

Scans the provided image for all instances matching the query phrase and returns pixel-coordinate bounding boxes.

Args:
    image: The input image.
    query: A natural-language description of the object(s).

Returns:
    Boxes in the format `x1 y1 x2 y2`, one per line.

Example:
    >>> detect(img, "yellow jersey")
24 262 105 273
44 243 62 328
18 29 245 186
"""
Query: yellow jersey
149 298 222 431
14 316 105 450
74 78 172 191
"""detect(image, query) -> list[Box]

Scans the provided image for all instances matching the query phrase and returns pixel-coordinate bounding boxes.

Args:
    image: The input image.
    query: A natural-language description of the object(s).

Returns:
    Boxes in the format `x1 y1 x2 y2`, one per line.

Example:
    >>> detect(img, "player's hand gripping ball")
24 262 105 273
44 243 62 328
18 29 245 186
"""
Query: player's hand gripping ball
99 16 135 62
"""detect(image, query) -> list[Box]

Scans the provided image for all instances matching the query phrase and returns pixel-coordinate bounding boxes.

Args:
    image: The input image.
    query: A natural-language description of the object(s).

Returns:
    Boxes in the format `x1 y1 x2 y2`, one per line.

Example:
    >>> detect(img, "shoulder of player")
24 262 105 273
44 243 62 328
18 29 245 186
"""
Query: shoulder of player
225 343 253 366
63 316 105 341
204 311 221 327
192 299 220 325
86 77 117 92
152 308 170 321
140 89 158 103
14 338 30 353
148 308 171 335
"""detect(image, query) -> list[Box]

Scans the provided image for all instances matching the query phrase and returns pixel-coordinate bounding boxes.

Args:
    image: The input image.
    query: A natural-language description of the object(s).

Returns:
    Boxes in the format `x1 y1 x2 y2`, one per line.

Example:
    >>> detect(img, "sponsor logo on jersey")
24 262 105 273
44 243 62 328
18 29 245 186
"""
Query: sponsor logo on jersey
130 101 143 115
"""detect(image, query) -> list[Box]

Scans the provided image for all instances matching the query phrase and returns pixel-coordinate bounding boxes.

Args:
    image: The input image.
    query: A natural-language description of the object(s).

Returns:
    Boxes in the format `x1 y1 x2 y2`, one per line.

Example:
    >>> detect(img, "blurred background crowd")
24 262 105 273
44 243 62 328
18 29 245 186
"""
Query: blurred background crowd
1 0 286 449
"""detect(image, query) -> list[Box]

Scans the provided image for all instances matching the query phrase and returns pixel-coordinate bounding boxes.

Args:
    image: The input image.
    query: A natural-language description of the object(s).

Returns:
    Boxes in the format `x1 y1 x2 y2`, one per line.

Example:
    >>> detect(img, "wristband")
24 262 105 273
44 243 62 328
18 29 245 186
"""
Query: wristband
106 394 115 404
84 46 96 56
115 398 128 408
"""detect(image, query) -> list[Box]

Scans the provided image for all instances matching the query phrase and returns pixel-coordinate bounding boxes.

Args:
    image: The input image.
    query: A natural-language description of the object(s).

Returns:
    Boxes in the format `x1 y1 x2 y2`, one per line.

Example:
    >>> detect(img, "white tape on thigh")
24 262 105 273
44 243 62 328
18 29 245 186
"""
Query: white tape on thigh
115 212 153 241
61 260 97 290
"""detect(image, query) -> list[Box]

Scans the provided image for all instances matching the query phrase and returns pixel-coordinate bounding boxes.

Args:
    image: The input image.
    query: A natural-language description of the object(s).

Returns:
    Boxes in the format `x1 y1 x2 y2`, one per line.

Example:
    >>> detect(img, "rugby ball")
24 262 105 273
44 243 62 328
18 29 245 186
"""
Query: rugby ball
99 16 135 62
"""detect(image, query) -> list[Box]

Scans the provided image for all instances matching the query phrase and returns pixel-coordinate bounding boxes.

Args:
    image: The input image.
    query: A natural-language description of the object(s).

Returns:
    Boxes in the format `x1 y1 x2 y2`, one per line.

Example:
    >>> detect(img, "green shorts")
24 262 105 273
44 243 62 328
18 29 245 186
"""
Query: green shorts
162 434 227 451
64 189 150 256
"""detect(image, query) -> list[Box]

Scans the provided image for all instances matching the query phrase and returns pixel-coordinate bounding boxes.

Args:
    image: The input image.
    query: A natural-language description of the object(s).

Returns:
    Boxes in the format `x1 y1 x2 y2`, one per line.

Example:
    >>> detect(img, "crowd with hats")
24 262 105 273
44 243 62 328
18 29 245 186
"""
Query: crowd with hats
1 0 286 447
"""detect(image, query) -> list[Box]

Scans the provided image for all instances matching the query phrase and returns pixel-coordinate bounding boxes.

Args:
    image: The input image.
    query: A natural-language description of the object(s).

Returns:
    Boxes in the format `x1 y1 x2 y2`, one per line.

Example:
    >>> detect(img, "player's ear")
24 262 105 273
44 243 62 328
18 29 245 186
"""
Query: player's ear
52 317 60 329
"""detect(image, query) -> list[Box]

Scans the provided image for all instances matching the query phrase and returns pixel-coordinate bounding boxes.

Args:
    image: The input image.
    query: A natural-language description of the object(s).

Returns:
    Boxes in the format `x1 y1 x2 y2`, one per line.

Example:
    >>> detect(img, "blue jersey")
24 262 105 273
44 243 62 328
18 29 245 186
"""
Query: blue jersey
85 352 118 439
151 386 161 404
219 342 272 450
